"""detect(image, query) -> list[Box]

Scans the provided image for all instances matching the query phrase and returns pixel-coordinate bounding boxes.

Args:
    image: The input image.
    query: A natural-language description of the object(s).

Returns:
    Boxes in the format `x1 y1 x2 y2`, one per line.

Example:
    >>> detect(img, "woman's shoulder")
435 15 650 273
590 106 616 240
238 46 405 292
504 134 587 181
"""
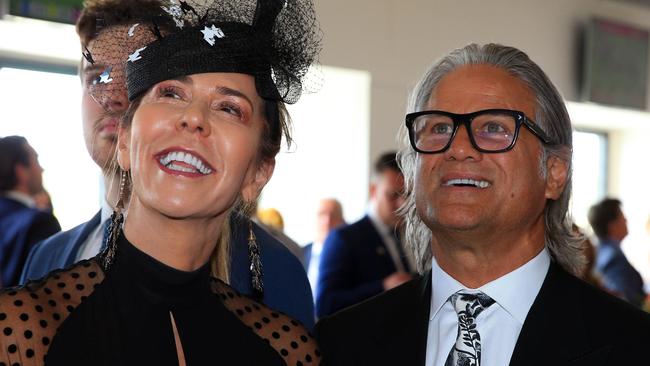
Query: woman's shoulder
210 278 321 366
0 259 105 366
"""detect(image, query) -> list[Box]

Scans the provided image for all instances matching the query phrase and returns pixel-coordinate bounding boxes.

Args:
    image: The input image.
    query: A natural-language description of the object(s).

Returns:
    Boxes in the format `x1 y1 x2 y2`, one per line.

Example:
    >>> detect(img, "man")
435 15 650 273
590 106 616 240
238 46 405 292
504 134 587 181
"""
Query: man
588 198 646 307
20 0 314 329
303 198 346 298
316 43 650 365
316 152 414 317
0 136 60 287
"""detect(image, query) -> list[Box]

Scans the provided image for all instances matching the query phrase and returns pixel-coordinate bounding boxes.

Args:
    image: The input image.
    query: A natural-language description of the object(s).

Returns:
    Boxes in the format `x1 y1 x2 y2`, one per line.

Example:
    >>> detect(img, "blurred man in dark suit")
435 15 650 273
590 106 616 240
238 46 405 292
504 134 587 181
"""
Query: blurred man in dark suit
316 152 413 317
589 198 646 307
0 136 60 287
316 43 650 366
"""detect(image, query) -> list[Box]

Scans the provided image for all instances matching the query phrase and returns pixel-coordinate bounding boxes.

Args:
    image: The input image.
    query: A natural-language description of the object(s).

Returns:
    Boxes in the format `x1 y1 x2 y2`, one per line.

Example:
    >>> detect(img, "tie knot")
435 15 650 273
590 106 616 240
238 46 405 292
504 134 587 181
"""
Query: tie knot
449 292 495 318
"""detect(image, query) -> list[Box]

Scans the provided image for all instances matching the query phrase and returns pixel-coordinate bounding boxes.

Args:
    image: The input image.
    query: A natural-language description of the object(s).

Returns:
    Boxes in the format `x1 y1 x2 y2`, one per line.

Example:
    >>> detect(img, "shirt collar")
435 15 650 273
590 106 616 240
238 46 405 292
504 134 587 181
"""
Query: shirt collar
430 247 550 324
4 190 36 208
100 197 112 223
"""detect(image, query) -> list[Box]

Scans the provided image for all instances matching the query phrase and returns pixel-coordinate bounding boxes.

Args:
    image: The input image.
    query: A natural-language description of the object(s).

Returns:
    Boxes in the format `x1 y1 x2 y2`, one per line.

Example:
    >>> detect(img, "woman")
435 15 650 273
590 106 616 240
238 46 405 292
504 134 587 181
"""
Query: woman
0 0 321 364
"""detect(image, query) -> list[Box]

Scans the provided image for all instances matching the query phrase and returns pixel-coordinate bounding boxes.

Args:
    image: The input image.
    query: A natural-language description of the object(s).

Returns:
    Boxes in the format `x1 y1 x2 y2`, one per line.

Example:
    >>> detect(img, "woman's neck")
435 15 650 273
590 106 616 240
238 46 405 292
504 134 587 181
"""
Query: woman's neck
122 197 225 272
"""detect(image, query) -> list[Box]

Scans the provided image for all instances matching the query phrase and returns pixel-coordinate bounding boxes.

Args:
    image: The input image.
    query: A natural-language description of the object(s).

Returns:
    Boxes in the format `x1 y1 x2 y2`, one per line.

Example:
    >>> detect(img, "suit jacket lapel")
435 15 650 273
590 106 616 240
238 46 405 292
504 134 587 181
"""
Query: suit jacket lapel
509 263 608 366
370 272 431 365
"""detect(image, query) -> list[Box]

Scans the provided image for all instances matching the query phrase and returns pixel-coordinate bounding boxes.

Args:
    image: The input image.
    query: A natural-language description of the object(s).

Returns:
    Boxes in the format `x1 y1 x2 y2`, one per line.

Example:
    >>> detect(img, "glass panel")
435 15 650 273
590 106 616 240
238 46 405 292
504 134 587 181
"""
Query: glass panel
571 130 607 230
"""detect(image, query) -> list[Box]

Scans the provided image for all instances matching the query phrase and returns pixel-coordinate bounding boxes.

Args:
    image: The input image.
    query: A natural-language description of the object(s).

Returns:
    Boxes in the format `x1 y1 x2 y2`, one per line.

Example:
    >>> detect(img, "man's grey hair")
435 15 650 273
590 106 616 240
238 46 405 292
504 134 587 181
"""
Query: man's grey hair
398 43 584 276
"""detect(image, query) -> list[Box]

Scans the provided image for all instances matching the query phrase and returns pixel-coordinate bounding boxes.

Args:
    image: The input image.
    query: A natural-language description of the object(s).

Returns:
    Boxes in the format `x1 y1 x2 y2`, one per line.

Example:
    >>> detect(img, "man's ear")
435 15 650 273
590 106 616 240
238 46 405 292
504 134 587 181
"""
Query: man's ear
241 158 276 202
14 164 28 188
544 155 569 200
116 126 131 171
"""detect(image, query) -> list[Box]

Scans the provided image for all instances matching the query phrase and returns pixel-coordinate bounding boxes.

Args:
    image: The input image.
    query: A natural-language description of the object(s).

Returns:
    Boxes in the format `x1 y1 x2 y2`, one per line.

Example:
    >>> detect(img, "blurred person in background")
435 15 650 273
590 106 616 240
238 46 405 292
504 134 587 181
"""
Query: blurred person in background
316 151 414 317
0 136 60 287
255 206 303 259
19 0 314 329
588 198 646 307
303 198 345 300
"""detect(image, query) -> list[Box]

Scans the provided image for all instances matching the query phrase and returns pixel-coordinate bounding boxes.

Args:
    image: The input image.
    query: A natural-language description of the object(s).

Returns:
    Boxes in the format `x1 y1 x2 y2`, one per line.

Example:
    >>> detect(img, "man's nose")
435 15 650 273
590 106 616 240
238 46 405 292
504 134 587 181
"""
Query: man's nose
98 90 129 112
443 124 481 161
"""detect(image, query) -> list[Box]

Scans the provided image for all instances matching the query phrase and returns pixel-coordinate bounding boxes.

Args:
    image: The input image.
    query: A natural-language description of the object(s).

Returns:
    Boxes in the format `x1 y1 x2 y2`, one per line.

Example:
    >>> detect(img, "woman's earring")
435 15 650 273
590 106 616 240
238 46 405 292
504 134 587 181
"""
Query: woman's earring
100 169 127 271
248 220 264 299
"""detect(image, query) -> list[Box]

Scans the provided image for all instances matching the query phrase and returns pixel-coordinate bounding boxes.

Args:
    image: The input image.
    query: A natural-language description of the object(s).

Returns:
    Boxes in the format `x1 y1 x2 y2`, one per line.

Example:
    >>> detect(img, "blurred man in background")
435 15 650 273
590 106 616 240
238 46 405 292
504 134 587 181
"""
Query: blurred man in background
0 135 60 287
303 198 346 300
589 198 646 307
316 151 413 317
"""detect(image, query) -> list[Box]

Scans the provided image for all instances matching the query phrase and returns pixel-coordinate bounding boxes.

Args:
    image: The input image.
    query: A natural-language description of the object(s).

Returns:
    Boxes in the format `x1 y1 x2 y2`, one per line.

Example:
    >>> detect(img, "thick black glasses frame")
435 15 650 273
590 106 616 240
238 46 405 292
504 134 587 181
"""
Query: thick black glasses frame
405 108 555 154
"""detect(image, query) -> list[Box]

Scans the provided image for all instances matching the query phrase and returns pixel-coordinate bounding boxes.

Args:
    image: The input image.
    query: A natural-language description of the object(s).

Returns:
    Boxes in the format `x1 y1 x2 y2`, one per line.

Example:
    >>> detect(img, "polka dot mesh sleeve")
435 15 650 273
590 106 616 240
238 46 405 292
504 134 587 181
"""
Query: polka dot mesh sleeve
211 279 322 366
0 260 104 366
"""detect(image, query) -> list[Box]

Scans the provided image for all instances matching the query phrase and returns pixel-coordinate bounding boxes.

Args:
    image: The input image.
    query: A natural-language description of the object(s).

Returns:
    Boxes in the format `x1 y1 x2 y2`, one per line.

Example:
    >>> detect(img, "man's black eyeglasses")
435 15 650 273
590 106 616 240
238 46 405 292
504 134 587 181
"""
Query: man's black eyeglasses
405 109 555 154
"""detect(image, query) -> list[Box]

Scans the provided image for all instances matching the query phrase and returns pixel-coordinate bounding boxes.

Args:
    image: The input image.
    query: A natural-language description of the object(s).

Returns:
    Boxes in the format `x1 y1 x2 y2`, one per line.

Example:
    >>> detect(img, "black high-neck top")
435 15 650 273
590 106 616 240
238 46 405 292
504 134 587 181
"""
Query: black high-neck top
32 233 298 365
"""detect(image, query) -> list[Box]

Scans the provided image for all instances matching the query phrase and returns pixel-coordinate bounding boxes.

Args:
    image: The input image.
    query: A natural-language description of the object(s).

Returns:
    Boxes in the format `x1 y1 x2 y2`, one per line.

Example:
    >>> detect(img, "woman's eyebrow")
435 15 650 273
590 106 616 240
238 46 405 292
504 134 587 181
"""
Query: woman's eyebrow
214 86 253 107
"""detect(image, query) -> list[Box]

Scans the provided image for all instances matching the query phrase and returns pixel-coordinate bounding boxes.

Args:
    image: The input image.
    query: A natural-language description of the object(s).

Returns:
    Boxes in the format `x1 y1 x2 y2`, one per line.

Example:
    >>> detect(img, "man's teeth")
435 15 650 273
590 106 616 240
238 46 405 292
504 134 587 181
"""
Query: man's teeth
158 151 213 175
444 178 490 188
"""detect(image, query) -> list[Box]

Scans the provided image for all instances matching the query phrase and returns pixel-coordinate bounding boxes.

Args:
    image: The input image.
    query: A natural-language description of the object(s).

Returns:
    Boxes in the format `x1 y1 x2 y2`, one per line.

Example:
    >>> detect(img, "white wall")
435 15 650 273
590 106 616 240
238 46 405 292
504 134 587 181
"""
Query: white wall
315 0 650 161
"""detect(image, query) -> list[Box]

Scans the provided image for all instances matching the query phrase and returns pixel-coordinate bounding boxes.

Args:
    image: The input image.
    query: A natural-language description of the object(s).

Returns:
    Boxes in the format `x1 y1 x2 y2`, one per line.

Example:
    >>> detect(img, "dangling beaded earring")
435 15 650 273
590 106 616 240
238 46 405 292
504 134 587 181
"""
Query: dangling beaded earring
100 169 127 271
247 220 264 299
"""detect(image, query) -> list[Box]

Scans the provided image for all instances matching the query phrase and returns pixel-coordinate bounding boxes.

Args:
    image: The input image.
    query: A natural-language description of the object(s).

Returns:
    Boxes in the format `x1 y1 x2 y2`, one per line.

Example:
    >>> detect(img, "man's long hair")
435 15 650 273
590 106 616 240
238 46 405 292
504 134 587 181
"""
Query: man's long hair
398 43 584 276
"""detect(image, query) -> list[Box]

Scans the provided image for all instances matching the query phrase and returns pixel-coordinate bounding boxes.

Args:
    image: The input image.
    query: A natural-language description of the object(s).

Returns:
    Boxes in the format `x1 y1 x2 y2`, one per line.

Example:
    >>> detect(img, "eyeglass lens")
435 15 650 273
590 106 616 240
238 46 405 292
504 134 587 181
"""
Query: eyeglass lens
411 111 517 152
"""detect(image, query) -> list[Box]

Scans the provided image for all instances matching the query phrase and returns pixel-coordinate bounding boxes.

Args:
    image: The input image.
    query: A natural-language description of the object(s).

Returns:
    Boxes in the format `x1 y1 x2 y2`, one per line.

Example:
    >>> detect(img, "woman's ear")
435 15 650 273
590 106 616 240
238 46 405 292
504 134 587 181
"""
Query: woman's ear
116 126 131 171
241 158 276 202
544 155 568 200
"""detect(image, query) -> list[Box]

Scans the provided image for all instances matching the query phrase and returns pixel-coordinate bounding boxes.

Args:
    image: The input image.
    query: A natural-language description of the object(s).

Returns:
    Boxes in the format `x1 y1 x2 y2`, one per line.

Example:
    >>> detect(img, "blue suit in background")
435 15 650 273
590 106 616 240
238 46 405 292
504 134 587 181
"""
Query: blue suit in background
316 215 406 318
596 239 646 308
21 211 315 329
0 196 61 287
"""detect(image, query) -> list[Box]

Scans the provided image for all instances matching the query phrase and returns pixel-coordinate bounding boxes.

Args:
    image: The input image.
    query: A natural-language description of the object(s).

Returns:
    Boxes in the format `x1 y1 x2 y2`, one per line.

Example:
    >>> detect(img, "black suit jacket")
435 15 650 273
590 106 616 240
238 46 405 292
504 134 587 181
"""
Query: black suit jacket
315 262 650 366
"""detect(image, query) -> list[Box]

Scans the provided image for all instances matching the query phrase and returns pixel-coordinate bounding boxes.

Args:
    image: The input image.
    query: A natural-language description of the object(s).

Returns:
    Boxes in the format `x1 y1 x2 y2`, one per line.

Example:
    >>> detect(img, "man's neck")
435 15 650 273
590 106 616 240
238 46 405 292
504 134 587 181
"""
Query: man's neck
431 223 546 288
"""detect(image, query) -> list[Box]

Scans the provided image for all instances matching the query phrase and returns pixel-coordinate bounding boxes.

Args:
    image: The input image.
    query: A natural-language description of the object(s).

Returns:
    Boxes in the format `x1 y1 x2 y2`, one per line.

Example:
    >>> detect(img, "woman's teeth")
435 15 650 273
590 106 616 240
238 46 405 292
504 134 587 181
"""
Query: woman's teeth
158 151 213 175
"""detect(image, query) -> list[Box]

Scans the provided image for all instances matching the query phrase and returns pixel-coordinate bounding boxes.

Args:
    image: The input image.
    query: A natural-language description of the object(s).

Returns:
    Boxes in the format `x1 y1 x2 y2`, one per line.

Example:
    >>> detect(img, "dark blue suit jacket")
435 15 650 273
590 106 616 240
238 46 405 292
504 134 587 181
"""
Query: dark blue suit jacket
596 239 646 308
0 196 60 287
21 211 315 329
316 215 403 317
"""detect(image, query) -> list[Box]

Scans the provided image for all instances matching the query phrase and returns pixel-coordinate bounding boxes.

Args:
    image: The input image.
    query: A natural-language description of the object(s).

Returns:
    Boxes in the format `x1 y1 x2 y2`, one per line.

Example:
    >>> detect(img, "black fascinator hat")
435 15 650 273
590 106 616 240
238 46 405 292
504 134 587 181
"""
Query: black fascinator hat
125 0 321 105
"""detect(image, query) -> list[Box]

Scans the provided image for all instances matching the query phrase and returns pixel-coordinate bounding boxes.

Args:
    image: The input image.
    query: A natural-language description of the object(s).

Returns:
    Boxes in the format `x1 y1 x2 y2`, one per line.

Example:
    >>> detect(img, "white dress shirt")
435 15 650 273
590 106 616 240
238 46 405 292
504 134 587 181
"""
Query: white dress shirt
4 190 37 209
307 240 323 300
75 199 112 261
425 247 550 366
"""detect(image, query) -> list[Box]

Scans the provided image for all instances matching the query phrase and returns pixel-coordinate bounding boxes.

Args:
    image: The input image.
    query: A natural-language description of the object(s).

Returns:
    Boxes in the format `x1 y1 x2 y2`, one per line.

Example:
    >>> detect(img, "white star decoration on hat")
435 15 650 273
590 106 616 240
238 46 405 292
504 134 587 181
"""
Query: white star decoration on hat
127 47 147 63
201 25 225 46
96 67 113 84
161 2 184 29
128 23 140 37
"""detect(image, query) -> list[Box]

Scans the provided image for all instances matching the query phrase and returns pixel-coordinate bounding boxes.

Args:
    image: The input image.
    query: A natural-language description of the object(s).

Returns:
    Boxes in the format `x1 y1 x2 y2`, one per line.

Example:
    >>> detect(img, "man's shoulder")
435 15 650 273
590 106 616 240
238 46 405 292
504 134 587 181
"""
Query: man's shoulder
328 216 375 241
551 265 650 334
318 274 425 329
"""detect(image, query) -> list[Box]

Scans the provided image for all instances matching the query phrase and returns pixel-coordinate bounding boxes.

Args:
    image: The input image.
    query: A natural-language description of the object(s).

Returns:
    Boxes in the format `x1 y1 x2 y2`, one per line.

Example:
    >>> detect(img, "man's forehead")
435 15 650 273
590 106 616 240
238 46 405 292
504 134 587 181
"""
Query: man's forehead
84 24 154 67
428 64 536 116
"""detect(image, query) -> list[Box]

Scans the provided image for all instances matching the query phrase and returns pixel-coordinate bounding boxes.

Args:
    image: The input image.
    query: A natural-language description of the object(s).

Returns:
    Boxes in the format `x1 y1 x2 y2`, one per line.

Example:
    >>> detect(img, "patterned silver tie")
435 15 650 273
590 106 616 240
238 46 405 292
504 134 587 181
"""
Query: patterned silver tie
445 292 495 366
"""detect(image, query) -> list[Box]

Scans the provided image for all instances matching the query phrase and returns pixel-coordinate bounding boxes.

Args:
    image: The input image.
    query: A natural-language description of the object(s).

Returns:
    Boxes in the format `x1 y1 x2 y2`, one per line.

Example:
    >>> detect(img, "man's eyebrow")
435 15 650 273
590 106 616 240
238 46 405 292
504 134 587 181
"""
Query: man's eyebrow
82 64 106 73
214 86 253 106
